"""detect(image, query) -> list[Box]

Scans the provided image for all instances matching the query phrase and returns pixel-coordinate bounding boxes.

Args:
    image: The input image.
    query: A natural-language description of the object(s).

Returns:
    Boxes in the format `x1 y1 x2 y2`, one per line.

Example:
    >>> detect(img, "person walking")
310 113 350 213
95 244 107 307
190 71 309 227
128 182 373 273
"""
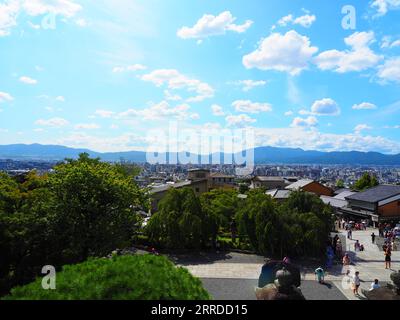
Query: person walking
352 271 361 296
342 253 351 266
354 240 360 251
384 247 392 269
315 267 325 284
336 239 343 257
347 229 351 240
371 232 376 244
342 253 351 274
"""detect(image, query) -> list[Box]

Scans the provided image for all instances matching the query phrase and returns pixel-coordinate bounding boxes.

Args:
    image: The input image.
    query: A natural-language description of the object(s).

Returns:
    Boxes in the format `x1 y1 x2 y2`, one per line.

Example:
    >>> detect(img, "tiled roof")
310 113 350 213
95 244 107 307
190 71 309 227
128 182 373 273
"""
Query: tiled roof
345 185 400 203
334 190 357 200
254 176 285 182
210 172 234 178
285 179 314 190
334 188 351 195
266 188 291 199
320 196 348 208
149 180 192 194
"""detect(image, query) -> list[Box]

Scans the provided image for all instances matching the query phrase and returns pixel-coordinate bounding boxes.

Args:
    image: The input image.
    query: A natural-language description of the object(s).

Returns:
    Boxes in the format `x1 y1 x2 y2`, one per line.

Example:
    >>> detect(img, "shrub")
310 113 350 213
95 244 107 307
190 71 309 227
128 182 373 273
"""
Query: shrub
3 255 211 300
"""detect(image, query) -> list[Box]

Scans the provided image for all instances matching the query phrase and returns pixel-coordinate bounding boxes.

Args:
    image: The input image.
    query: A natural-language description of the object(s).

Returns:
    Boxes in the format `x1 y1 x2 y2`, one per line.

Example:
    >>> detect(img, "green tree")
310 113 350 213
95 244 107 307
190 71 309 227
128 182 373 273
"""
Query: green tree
146 188 215 249
0 171 52 294
47 153 145 263
336 179 345 188
281 191 333 256
3 255 210 300
0 154 147 295
235 190 333 258
238 183 249 194
353 173 379 191
200 189 238 230
235 189 279 254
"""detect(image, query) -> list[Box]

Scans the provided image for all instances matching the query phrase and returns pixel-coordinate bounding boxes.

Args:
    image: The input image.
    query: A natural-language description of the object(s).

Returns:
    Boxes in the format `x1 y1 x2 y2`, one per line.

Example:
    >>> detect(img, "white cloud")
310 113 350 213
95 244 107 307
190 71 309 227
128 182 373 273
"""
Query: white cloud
75 18 87 27
371 0 400 17
141 69 214 102
0 0 19 36
391 40 400 47
232 100 272 114
28 21 40 29
284 111 294 116
277 13 316 28
377 57 400 83
315 31 382 73
57 131 150 153
112 64 147 73
252 127 400 153
225 114 256 127
55 95 65 102
164 90 182 101
293 14 316 28
381 36 400 48
231 80 267 91
19 76 38 84
0 91 13 103
74 123 101 130
177 11 253 39
211 104 225 116
354 124 372 133
35 117 69 127
352 102 377 110
243 30 318 75
0 0 82 36
299 98 340 116
94 109 115 118
311 98 340 116
290 116 318 127
117 101 198 121
22 0 82 18
277 14 293 27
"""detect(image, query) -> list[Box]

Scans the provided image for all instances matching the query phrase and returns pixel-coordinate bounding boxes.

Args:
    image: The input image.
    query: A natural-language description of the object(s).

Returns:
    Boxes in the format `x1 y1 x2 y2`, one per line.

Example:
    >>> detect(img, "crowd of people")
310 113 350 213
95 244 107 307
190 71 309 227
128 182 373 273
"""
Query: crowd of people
327 219 399 297
285 219 397 298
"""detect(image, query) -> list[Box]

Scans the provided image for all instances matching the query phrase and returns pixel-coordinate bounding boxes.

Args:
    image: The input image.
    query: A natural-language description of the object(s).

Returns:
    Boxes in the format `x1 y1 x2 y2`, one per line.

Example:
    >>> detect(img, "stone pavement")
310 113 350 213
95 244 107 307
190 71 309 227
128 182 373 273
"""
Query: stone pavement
177 228 399 300
200 278 347 300
333 228 400 300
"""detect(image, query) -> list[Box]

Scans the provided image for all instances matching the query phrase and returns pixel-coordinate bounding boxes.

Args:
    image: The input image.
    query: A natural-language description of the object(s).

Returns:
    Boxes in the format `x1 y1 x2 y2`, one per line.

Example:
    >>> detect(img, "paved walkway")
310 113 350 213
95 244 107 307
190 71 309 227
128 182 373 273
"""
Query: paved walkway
178 229 399 300
332 228 400 300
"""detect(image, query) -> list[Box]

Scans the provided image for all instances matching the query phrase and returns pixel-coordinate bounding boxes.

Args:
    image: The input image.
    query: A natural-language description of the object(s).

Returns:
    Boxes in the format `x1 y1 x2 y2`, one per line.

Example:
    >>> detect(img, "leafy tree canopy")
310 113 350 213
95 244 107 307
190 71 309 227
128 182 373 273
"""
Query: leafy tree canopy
3 255 210 300
353 173 379 191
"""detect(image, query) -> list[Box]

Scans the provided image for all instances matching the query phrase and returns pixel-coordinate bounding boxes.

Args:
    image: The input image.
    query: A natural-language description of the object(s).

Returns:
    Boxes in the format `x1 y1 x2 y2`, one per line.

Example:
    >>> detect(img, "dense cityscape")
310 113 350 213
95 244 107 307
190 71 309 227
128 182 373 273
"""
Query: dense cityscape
2 0 400 311
2 159 400 188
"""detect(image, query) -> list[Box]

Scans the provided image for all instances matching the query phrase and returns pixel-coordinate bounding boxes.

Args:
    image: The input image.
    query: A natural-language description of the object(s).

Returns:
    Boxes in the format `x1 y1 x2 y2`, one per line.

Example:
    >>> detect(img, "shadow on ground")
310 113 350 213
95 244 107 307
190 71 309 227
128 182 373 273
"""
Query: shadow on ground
200 278 348 300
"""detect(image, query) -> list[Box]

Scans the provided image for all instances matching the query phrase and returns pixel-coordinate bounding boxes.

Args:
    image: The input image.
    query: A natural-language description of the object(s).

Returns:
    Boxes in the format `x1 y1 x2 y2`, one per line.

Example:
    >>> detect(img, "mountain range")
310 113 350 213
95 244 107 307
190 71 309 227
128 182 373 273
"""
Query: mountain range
1 144 400 165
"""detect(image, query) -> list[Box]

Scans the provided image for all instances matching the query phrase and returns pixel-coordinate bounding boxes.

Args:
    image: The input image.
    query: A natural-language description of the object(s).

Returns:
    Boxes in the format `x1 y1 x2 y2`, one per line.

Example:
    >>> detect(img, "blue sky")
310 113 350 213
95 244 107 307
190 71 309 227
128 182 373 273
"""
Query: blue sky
0 0 400 153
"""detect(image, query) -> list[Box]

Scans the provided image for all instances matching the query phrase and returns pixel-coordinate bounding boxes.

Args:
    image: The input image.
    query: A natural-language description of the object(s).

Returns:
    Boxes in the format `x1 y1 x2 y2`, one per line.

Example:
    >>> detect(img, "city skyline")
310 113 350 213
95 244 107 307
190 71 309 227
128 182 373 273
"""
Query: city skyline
1 0 400 154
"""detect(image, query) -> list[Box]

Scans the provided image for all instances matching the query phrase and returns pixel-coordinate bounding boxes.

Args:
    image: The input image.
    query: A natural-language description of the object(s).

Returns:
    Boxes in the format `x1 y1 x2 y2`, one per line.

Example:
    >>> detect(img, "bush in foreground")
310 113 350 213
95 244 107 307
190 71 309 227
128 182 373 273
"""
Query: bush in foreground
3 255 210 300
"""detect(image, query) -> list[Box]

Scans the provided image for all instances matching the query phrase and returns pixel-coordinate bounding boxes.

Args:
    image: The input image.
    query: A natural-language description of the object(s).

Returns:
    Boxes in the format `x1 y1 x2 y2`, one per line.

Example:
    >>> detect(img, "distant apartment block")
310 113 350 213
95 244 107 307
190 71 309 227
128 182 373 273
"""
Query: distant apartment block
149 168 235 212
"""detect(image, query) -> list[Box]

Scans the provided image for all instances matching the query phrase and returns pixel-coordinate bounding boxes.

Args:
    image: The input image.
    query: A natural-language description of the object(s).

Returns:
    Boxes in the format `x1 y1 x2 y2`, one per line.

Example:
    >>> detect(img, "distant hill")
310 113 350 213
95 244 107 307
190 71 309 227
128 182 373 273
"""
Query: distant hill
1 144 400 165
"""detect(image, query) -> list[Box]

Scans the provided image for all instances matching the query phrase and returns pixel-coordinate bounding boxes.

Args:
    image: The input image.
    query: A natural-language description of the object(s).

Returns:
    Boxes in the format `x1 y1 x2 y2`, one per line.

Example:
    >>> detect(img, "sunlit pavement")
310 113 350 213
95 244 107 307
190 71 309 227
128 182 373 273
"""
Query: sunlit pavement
332 228 400 300
178 229 399 300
